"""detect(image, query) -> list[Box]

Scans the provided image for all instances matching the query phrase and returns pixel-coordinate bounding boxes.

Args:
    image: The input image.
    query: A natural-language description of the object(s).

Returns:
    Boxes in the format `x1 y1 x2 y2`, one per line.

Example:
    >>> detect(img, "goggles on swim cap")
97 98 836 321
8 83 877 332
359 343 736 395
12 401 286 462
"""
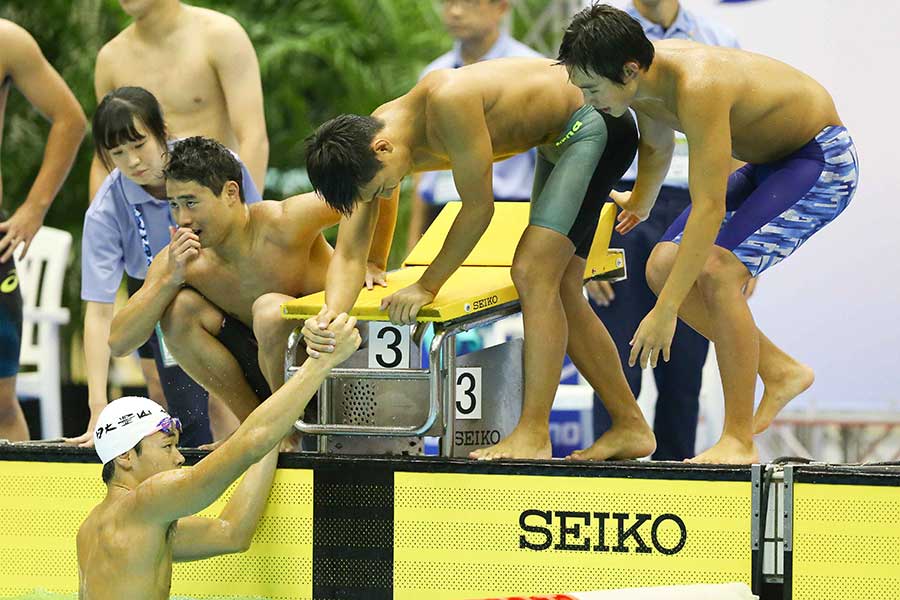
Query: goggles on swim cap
93 396 177 464
156 416 182 436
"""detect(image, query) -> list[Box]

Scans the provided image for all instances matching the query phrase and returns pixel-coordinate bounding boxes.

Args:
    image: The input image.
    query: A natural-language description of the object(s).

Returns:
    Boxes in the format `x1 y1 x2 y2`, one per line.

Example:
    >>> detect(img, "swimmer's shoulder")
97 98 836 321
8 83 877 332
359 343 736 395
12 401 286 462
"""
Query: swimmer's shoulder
189 5 250 41
247 199 282 221
0 19 39 77
248 200 289 239
254 196 335 244
96 27 134 76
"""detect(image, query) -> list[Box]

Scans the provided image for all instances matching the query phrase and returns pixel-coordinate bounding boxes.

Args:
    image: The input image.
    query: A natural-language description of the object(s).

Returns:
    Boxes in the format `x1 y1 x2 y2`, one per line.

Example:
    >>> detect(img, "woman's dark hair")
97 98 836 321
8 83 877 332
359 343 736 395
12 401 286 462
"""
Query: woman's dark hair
557 2 655 84
164 136 246 203
305 114 385 216
93 86 168 171
101 440 142 484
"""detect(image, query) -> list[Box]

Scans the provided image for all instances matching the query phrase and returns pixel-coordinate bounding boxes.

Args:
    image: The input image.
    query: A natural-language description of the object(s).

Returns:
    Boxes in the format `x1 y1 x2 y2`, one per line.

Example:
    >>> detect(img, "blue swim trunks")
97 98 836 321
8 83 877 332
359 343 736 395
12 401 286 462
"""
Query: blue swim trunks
661 126 859 276
0 255 22 379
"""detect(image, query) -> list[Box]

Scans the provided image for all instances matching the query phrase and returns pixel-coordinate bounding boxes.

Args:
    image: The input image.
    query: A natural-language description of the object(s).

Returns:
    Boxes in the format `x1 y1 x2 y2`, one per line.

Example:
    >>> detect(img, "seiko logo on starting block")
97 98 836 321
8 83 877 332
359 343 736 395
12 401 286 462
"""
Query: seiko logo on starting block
519 510 687 555
465 294 499 313
454 429 501 446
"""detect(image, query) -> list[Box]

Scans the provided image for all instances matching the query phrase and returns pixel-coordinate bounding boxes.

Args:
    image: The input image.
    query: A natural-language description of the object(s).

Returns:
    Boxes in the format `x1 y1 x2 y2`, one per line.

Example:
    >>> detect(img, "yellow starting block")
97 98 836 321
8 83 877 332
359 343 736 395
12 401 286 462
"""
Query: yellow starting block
281 201 625 457
282 201 624 323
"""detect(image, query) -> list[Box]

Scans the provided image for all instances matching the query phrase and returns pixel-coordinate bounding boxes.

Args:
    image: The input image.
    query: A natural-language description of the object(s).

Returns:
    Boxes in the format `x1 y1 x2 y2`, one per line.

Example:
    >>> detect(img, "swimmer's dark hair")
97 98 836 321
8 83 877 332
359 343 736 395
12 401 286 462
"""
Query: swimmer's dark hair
165 136 246 203
305 114 385 216
101 440 142 484
93 86 168 172
557 2 655 85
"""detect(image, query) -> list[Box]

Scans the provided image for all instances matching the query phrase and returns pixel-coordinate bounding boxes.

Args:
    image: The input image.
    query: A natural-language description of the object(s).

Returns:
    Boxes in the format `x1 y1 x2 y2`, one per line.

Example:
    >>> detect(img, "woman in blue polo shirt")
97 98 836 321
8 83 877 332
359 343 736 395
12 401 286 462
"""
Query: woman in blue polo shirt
67 87 261 448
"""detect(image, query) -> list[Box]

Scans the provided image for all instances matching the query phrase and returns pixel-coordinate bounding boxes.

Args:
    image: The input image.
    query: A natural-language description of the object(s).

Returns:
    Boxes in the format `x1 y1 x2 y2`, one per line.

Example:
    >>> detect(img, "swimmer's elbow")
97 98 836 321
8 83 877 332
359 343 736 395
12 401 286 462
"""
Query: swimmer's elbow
232 531 254 554
62 110 88 139
461 199 494 224
222 525 253 554
107 328 134 358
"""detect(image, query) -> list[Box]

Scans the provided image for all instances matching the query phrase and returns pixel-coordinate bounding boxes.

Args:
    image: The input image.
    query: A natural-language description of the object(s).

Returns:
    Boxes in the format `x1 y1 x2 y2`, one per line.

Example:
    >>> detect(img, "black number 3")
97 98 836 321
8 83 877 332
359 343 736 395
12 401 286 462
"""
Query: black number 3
376 326 403 368
456 372 477 414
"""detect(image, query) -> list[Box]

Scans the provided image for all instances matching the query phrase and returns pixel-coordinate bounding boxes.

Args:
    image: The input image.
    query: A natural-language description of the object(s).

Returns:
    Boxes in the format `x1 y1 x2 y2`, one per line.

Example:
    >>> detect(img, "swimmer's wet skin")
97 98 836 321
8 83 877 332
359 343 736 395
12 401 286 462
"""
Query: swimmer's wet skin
76 313 359 599
303 56 653 462
557 4 857 463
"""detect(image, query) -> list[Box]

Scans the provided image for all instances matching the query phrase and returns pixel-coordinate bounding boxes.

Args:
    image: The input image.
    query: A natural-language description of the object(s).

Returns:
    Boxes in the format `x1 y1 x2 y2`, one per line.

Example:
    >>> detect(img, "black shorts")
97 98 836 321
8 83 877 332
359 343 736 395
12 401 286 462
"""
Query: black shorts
216 315 272 401
533 107 638 258
0 209 23 379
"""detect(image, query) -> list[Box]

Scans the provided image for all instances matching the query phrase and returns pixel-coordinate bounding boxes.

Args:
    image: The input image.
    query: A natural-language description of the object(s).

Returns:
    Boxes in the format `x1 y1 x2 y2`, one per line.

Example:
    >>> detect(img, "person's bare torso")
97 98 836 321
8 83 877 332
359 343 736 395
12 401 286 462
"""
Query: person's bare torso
385 58 585 171
184 202 332 325
101 6 237 148
77 496 176 600
634 41 841 164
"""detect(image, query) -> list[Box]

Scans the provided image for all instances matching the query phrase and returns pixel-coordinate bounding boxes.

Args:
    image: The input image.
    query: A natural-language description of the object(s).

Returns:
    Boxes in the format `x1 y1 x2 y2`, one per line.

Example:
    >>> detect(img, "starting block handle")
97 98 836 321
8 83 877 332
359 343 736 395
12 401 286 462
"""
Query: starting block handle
286 329 450 438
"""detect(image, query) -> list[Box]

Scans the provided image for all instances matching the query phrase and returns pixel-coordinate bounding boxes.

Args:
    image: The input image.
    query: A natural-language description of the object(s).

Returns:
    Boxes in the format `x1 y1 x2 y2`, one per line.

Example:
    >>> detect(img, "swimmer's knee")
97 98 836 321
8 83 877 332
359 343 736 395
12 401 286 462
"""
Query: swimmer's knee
161 288 215 338
252 294 294 343
645 250 673 295
251 293 282 322
697 250 747 302
511 259 563 300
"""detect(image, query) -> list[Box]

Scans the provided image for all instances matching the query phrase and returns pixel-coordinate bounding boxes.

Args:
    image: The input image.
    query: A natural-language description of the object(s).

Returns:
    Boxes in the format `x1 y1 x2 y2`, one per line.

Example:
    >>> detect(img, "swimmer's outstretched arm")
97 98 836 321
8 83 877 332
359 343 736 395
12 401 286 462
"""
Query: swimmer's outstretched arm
378 89 494 325
172 445 279 561
628 87 732 369
366 190 399 283
128 314 361 526
304 195 384 350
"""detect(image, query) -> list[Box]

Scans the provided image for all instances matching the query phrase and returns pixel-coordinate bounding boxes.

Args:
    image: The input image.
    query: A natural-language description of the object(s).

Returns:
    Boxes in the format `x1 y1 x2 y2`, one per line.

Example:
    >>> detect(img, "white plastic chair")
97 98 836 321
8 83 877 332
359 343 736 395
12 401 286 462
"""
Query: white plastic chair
14 226 71 439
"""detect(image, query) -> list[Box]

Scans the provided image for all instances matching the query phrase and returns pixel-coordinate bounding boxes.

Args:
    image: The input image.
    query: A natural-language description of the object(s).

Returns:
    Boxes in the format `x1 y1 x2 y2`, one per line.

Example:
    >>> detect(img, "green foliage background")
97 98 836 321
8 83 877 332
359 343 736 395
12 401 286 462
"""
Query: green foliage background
0 0 556 380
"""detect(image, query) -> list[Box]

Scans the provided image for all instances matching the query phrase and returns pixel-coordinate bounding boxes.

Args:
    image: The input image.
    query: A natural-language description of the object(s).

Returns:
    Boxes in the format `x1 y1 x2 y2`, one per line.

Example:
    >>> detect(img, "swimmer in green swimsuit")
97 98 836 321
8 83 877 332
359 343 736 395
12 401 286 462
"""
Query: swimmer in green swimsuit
303 57 655 461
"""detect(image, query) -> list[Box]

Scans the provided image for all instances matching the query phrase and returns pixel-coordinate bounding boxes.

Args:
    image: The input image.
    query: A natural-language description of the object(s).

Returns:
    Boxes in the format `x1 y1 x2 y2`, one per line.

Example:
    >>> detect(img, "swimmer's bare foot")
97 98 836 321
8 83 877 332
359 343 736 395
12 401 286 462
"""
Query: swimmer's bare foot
687 435 759 464
754 362 815 434
468 426 551 460
566 418 655 461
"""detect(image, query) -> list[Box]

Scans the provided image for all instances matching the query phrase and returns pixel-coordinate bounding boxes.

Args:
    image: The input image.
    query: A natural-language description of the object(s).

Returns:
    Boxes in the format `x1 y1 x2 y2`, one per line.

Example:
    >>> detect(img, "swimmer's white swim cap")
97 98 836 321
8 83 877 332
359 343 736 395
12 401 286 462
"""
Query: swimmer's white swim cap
93 396 173 464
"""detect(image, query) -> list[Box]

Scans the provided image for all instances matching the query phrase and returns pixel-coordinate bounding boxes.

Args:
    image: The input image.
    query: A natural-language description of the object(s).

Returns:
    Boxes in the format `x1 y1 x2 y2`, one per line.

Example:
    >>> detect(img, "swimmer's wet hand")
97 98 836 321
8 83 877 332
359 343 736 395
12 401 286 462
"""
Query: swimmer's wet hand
586 279 616 307
318 312 361 366
611 190 651 234
166 226 201 285
380 281 434 325
301 305 338 358
364 261 388 291
0 204 42 262
629 304 677 369
63 413 100 449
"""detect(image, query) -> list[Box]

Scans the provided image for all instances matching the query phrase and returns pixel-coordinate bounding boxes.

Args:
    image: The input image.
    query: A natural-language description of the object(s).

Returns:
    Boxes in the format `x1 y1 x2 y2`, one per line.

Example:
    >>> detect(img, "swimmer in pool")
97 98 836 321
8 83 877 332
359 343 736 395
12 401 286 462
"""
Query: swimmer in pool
558 3 857 463
76 313 359 600
303 56 655 461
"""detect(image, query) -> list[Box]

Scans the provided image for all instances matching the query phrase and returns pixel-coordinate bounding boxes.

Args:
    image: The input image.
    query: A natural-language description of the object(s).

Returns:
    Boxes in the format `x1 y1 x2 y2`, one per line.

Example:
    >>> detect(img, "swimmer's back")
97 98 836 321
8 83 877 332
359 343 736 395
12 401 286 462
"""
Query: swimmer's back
419 57 585 157
654 40 841 163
